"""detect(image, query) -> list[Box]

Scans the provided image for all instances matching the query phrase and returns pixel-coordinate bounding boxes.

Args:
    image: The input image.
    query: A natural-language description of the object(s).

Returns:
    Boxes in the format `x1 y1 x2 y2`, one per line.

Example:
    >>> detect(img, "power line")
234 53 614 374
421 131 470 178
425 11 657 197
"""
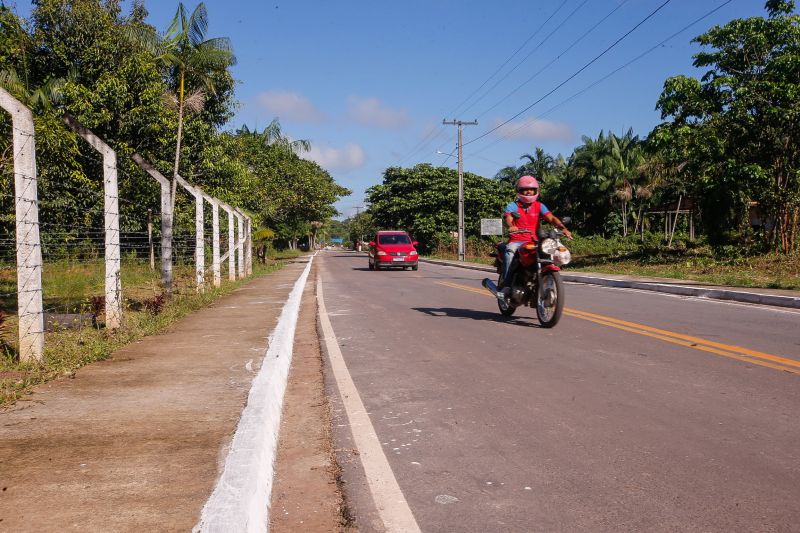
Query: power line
463 0 673 149
460 0 591 117
403 1 572 167
471 0 733 157
474 0 630 121
446 0 570 119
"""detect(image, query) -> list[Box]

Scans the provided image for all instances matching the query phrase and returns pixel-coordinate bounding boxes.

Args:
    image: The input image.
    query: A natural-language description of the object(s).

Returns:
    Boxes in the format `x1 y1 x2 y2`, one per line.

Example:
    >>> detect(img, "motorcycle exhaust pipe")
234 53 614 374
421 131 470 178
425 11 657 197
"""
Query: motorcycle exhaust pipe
482 278 499 296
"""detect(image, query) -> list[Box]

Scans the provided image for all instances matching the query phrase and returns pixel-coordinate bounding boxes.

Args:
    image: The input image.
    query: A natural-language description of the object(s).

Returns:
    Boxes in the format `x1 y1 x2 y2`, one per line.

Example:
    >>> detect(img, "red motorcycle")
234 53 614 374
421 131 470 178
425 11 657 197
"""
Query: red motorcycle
482 227 571 328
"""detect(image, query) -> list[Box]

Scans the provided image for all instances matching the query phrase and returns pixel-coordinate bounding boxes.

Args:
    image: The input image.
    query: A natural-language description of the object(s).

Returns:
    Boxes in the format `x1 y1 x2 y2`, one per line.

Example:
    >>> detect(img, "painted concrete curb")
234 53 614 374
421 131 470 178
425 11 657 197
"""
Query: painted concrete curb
418 257 800 310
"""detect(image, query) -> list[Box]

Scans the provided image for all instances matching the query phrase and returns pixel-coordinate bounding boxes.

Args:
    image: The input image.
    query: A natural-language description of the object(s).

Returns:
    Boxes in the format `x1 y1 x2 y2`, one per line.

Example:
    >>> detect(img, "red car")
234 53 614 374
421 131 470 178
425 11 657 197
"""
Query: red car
368 231 419 271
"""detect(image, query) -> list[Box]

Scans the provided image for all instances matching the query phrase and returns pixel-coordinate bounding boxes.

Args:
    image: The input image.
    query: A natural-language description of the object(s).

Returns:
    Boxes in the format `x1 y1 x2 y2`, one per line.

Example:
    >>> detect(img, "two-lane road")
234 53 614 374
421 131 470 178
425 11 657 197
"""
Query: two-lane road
318 251 800 532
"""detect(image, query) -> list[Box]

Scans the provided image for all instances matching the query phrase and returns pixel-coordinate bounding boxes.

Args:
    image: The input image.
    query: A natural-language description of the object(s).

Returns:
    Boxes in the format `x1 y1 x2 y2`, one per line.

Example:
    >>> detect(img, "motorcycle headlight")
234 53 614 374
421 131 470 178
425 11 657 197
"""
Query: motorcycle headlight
540 238 558 255
553 248 571 266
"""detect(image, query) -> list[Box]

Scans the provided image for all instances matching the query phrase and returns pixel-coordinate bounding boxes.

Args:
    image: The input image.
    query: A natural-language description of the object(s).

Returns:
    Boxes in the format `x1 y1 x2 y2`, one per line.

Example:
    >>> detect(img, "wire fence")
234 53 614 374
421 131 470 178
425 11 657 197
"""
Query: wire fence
1 87 253 363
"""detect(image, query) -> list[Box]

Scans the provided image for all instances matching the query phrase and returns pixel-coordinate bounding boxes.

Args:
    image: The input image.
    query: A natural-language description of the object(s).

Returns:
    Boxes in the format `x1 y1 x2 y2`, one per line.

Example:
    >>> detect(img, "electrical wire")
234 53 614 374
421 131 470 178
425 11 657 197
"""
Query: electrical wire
463 0 673 149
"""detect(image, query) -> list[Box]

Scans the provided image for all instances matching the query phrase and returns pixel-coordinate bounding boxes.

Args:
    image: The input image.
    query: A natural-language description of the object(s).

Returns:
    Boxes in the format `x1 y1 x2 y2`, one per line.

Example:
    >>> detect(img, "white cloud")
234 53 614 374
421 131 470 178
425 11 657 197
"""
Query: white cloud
256 90 324 122
347 96 409 129
303 143 366 172
491 118 573 142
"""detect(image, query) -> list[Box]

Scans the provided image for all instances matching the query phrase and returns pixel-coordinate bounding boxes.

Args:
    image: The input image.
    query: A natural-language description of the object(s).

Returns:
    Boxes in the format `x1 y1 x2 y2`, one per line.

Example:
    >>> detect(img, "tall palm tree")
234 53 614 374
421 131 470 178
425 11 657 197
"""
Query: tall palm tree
162 2 236 206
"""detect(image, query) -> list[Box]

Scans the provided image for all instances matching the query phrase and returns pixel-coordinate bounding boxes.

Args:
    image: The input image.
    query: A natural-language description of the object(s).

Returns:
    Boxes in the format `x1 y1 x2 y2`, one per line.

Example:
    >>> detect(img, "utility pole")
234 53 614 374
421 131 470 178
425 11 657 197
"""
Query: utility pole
443 119 477 261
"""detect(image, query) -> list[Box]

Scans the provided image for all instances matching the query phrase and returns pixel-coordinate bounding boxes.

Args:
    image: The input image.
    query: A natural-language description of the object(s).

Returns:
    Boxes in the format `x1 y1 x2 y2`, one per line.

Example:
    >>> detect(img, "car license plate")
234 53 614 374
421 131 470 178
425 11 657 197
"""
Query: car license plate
392 257 405 262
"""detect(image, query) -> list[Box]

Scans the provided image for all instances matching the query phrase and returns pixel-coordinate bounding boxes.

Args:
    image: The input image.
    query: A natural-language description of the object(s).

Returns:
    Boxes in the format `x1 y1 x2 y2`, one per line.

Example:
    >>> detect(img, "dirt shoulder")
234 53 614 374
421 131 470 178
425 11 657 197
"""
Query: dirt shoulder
0 261 309 532
269 264 346 532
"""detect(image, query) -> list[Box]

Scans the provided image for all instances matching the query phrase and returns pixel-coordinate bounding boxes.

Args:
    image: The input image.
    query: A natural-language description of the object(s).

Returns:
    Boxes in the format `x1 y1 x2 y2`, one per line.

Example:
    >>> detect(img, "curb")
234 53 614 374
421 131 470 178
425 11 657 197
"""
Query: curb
418 258 800 310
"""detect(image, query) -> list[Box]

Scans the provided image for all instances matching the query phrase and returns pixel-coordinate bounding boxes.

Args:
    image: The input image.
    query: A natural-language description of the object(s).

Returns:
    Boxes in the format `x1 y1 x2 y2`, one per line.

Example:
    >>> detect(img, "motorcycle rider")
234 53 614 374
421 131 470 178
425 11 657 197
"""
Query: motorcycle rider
498 175 572 302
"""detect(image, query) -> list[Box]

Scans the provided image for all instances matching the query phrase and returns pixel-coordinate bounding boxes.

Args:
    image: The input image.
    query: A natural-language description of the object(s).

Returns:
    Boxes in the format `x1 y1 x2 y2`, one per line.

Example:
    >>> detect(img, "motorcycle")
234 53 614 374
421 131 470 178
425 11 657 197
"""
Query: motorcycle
482 226 571 328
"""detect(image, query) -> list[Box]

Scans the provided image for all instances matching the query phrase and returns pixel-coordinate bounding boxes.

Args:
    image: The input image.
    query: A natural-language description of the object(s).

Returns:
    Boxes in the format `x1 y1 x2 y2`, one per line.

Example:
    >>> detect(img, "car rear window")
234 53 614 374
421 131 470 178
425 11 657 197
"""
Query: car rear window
378 234 411 245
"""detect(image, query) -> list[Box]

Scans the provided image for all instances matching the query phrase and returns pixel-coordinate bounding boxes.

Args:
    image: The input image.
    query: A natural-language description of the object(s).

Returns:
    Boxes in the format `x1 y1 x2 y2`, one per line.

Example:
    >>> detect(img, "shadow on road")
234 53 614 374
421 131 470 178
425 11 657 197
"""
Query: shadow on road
412 307 541 327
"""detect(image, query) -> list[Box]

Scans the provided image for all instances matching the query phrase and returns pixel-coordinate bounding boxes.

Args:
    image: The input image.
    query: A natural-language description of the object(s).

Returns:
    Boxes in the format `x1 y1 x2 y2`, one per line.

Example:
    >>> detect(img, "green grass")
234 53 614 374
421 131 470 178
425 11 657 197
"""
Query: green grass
426 234 800 291
0 252 305 406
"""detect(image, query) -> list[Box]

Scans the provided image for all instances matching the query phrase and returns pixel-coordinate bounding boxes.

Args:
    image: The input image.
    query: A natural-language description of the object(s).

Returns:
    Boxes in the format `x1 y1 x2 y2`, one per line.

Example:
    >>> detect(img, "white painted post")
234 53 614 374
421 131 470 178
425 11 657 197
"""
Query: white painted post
211 200 221 287
62 114 122 330
223 204 235 280
131 154 173 292
174 175 204 292
195 193 204 291
236 211 245 279
1 88 43 362
245 216 253 276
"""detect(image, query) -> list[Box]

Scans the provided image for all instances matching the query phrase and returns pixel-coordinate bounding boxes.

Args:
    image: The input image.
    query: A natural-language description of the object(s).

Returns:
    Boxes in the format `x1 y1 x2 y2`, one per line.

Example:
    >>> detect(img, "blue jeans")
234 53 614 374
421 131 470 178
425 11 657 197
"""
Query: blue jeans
501 241 524 287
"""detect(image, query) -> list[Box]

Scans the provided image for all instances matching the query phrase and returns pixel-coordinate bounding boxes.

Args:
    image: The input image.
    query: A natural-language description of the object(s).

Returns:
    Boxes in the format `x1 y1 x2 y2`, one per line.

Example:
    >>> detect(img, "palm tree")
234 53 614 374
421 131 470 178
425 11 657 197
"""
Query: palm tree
260 118 311 154
494 165 519 184
519 147 556 183
124 2 236 207
162 2 236 205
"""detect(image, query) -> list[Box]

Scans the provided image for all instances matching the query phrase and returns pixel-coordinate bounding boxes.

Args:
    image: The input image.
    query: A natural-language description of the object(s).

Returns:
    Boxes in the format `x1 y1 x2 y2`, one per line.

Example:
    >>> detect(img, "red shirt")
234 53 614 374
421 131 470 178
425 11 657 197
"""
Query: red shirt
507 200 542 243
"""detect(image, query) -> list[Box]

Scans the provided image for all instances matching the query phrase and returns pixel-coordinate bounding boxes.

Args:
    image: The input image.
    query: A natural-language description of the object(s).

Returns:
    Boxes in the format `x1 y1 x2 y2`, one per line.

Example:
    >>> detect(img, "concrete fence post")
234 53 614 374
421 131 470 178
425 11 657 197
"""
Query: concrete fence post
195 193 204 291
221 204 236 280
174 175 204 292
0 88 44 362
62 114 122 331
211 200 221 287
131 154 173 292
245 215 253 276
235 210 245 279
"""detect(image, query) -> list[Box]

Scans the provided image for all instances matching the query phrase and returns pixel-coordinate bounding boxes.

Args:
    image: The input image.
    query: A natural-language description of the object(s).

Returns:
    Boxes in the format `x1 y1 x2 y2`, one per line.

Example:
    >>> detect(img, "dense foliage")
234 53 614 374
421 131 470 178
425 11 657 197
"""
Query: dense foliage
365 164 513 253
0 0 348 262
357 1 798 256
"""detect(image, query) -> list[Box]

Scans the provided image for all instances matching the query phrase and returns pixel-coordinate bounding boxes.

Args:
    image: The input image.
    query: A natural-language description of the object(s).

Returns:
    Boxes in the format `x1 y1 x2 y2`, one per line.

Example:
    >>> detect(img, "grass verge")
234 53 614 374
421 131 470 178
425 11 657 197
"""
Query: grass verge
427 234 799 291
0 251 305 406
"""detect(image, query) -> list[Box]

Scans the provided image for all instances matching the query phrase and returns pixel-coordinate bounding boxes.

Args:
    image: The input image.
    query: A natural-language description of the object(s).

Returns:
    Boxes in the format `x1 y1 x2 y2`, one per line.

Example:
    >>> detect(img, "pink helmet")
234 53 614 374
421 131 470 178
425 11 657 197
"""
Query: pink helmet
516 175 539 204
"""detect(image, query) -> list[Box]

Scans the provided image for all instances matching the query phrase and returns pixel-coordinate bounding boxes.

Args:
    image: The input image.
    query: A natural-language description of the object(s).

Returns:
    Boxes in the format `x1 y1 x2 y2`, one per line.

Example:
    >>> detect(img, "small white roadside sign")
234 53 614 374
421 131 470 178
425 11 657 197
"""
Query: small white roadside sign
481 218 503 236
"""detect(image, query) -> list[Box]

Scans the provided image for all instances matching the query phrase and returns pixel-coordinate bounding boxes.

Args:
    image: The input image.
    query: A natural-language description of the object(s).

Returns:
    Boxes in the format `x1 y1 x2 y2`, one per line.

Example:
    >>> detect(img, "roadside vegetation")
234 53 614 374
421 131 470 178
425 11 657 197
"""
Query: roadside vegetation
0 249 304 406
0 2 344 374
427 234 800 291
334 1 799 284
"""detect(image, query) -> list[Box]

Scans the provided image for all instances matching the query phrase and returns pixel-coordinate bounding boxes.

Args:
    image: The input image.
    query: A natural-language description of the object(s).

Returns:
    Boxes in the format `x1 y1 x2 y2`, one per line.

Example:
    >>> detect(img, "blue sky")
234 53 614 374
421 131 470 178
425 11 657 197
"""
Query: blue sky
11 1 772 217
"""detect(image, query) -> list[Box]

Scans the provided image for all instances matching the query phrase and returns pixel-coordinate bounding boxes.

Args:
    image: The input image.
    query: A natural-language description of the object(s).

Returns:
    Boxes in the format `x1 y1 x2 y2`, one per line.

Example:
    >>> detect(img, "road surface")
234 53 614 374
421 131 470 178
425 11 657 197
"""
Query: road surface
318 250 800 532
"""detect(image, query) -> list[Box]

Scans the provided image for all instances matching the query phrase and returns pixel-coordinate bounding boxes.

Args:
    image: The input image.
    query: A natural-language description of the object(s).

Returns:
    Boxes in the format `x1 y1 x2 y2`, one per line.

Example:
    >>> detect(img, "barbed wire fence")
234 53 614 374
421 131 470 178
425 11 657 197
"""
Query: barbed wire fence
1 87 254 363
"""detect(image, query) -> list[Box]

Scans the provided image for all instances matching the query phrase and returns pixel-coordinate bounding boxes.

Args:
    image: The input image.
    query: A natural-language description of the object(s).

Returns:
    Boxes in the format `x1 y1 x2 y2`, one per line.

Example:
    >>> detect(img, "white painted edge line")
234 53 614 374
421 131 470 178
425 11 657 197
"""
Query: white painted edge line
317 276 421 533
194 255 314 533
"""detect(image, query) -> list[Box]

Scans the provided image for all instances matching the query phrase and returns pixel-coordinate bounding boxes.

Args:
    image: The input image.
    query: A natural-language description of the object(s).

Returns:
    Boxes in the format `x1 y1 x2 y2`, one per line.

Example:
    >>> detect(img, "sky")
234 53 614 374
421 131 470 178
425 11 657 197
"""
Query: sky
10 0 774 218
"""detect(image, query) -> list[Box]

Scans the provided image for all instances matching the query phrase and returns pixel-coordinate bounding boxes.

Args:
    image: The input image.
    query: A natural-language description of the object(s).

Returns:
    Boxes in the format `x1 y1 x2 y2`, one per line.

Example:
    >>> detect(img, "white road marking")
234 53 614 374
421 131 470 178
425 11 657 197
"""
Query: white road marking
317 277 421 533
194 257 314 533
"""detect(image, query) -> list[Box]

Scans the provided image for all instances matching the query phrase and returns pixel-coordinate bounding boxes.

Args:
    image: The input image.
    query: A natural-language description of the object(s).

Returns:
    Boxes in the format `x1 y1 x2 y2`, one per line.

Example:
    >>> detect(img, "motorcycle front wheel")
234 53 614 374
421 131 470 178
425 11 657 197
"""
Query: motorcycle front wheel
536 271 564 328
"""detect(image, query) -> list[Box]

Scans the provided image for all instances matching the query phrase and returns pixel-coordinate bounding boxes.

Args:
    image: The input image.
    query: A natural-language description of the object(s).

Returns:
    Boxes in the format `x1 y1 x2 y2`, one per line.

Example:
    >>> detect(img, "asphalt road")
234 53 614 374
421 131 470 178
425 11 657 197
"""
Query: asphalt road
318 251 800 532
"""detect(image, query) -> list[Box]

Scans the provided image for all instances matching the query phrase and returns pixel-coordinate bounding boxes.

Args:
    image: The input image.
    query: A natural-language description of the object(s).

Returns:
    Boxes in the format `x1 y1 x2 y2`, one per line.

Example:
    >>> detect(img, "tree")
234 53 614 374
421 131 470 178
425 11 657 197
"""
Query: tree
366 164 511 253
127 2 236 209
655 0 800 252
519 147 556 183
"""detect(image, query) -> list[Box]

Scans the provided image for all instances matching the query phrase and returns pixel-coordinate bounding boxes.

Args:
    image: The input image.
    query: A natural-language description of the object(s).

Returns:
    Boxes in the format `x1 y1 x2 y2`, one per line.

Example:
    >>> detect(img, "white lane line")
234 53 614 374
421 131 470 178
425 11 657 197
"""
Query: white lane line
194 257 314 533
317 277 421 533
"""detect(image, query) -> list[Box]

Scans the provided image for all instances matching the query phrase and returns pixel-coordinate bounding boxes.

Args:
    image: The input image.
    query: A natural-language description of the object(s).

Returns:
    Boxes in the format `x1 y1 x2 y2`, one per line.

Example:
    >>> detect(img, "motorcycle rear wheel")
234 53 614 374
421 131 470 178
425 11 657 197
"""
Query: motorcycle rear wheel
536 271 564 328
497 276 516 316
